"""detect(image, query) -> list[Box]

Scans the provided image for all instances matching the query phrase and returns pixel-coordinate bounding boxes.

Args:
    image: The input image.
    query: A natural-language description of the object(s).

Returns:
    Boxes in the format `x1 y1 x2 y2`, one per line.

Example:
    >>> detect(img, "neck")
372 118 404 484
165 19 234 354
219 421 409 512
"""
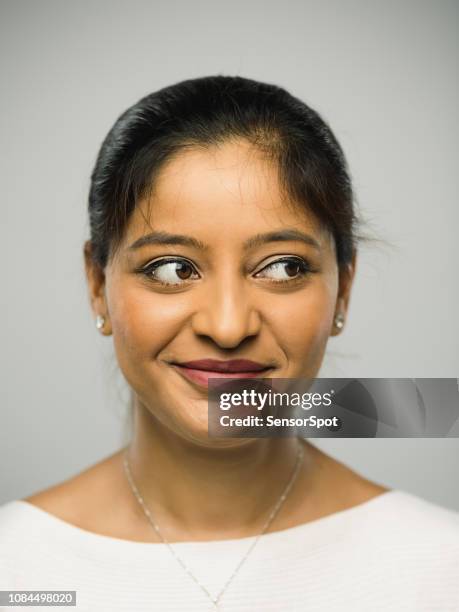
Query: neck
125 401 310 541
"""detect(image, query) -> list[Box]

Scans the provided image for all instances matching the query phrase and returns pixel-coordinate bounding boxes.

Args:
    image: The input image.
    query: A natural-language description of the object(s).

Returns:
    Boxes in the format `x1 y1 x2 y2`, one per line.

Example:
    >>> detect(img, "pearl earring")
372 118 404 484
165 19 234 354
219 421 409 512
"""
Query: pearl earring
334 313 345 329
95 314 106 330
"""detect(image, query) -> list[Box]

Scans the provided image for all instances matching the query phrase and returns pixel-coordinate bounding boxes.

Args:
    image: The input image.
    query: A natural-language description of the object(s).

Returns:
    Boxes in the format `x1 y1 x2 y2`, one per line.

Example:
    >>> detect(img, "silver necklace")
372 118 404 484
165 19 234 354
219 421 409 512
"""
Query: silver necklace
123 440 304 611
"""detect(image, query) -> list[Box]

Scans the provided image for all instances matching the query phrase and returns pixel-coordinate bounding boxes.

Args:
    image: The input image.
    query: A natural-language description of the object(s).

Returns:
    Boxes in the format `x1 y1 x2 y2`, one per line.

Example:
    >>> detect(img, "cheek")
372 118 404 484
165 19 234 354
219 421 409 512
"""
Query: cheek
110 286 186 362
270 279 337 369
107 287 180 407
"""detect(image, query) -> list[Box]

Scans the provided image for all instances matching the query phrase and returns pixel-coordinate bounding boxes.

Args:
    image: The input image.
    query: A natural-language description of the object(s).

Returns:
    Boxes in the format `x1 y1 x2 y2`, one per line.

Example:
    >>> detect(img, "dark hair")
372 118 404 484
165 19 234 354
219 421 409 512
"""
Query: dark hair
87 75 361 269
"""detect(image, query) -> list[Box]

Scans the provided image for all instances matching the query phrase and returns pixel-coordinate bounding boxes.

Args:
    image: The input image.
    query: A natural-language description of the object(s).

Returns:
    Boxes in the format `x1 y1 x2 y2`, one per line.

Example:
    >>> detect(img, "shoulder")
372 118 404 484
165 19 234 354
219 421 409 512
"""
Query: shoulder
1 449 129 537
361 491 459 607
357 489 459 567
369 489 459 536
0 498 61 589
312 444 459 548
311 445 459 557
0 450 128 588
0 500 34 543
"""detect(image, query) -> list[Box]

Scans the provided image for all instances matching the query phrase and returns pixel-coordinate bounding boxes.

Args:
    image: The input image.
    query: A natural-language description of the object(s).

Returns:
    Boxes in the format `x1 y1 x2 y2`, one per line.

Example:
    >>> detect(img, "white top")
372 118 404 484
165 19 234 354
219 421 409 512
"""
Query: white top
0 490 458 611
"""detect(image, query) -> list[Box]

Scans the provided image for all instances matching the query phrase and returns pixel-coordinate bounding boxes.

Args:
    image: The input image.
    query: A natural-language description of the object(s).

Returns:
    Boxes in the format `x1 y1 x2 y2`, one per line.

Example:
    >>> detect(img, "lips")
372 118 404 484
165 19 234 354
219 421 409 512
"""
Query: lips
176 359 271 373
170 359 273 389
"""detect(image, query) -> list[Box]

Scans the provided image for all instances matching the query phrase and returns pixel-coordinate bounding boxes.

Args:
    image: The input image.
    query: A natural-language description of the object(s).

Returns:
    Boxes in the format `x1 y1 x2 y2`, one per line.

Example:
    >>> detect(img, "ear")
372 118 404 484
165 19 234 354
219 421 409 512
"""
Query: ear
330 250 357 337
83 240 111 335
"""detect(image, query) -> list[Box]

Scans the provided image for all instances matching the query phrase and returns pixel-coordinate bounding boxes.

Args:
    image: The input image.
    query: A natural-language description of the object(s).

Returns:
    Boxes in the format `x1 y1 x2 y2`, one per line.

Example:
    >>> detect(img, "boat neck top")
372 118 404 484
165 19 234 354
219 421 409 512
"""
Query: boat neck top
1 490 458 611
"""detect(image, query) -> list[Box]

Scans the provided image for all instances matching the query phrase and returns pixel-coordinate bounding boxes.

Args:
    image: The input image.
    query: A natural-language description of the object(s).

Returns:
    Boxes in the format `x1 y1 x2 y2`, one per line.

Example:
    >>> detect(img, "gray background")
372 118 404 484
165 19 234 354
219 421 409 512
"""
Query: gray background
1 0 458 510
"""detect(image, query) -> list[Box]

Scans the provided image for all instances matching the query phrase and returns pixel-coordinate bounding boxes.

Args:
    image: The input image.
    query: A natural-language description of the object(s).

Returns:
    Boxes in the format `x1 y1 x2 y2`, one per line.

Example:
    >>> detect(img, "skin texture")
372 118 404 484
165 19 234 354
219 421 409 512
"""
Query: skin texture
26 139 388 543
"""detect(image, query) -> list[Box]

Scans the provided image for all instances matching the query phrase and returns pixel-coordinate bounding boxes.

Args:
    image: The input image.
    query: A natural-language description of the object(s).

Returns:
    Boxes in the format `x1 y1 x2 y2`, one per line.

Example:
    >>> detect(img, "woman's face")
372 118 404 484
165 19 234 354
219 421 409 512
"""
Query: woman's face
85 139 355 446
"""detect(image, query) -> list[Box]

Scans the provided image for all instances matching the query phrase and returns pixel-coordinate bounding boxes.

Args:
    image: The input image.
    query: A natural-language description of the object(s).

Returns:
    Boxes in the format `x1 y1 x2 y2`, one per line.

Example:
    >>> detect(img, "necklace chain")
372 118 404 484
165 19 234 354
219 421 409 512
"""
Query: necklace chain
123 440 305 610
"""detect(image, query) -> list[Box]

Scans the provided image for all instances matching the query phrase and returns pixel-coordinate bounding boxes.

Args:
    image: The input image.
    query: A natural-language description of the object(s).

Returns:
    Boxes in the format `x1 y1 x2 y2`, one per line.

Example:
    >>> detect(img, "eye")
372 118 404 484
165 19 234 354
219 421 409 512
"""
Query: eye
138 256 313 287
255 257 312 283
141 258 199 286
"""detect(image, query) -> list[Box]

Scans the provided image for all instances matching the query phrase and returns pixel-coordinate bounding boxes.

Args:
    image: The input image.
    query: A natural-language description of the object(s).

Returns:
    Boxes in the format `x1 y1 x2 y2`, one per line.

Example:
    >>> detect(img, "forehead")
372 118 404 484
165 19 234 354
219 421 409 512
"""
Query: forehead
124 139 328 247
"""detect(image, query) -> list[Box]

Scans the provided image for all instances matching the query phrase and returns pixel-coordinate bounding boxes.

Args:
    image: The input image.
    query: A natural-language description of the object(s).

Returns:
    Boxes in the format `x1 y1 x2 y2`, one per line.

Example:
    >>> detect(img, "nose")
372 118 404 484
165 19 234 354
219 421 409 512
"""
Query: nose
190 273 262 349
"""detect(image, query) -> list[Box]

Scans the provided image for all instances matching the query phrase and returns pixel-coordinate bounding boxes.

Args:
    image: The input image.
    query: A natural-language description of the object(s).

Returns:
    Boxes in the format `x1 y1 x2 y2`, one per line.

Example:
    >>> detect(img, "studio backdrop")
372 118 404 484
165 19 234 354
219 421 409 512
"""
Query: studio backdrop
1 0 458 509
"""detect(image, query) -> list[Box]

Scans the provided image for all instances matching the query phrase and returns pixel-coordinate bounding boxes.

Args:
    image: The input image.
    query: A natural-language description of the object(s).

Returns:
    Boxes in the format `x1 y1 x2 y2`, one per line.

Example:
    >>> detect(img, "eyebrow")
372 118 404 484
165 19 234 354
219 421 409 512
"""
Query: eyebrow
127 228 321 252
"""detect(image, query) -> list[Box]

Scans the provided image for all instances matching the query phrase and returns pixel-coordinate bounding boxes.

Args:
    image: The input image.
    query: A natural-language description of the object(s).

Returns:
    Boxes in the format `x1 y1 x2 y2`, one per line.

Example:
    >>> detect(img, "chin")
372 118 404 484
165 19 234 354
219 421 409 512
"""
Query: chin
173 414 255 450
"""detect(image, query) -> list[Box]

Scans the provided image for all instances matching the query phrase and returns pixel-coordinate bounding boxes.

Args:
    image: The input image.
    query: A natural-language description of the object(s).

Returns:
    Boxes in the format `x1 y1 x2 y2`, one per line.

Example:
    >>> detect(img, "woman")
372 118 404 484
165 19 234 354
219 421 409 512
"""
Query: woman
1 75 458 611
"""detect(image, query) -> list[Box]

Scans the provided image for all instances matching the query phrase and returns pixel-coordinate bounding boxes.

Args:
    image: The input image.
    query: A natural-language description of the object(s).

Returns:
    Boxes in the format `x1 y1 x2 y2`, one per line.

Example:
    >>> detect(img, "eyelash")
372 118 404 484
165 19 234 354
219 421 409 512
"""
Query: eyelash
138 256 314 287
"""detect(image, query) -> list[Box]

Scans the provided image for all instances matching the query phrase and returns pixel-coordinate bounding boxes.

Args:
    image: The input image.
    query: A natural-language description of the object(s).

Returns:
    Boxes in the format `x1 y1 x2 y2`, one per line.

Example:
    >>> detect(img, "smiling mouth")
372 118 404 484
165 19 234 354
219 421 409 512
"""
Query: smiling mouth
170 364 274 388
